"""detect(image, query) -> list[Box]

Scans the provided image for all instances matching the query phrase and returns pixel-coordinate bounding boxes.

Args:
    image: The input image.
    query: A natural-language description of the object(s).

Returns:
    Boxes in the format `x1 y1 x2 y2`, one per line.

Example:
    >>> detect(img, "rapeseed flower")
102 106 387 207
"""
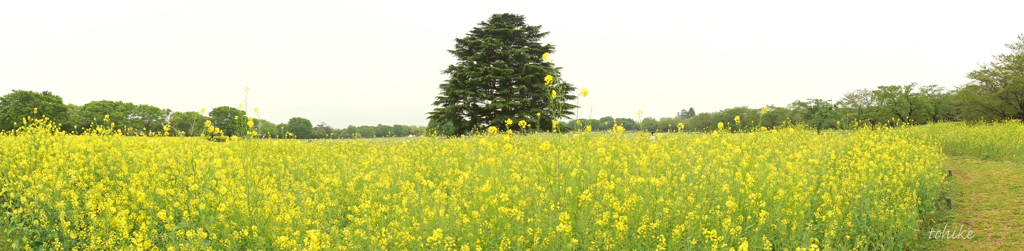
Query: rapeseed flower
0 117 979 250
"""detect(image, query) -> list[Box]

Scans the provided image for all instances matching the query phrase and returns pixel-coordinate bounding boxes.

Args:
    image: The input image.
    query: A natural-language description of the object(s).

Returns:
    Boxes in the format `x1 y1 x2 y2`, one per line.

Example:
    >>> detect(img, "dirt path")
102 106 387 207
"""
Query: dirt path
929 156 1024 250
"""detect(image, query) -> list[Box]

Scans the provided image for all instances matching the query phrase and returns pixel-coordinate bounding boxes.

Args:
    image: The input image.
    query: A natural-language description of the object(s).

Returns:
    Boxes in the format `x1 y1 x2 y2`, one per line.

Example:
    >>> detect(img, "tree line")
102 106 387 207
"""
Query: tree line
669 33 1023 134
0 93 428 139
560 35 1023 134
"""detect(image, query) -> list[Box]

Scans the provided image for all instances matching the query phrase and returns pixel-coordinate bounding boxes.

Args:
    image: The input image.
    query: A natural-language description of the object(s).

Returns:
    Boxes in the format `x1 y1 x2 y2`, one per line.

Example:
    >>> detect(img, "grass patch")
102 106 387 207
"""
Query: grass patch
928 156 1024 250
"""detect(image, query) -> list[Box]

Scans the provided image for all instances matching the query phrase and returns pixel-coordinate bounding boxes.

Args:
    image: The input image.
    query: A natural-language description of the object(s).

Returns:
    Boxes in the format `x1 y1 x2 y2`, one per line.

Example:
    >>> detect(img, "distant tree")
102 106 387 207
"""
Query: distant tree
330 128 346 139
0 90 68 131
392 124 410 136
168 111 207 136
287 117 313 139
346 125 357 137
758 106 791 129
313 122 332 139
616 118 636 132
639 117 658 132
567 118 600 131
684 113 714 132
658 117 685 132
127 104 168 132
208 106 247 136
838 88 885 127
793 99 839 134
375 124 393 137
676 107 695 120
955 34 1024 120
429 13 577 136
597 116 615 131
918 84 958 122
311 128 327 139
427 118 455 136
77 100 135 131
357 125 376 138
276 123 288 138
709 107 757 132
873 83 932 125
410 125 426 135
253 119 277 138
64 104 84 133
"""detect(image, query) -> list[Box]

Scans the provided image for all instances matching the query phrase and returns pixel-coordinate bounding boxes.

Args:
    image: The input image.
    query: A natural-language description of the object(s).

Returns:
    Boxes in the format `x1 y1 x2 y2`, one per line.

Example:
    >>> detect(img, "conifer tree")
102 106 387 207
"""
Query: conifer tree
429 13 577 135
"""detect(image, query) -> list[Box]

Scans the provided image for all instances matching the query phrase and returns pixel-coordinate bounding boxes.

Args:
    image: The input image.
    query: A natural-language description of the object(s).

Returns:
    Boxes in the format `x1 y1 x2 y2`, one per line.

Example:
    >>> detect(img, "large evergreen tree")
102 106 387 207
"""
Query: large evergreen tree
429 13 577 135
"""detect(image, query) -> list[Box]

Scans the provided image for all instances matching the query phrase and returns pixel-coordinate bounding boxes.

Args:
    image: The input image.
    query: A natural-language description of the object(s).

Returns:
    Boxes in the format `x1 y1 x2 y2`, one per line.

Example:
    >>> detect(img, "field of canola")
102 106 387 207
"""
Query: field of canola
6 121 1019 250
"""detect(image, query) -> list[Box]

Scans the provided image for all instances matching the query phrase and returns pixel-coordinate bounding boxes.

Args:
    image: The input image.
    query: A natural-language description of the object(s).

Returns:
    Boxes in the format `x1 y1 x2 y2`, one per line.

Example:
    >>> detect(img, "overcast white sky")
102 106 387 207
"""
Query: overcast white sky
2 0 1022 127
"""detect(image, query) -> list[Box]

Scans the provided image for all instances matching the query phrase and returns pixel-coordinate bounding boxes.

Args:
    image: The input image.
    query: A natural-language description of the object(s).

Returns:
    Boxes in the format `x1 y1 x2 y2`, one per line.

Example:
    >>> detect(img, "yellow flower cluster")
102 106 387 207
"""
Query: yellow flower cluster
3 117 995 250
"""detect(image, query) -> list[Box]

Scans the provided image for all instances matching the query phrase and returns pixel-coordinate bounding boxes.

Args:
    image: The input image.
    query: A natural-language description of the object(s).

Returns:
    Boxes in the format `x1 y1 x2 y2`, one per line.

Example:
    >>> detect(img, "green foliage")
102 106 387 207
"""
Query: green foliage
429 13 577 136
312 122 333 139
392 124 410 136
638 117 657 132
567 118 599 131
276 123 288 138
254 119 278 138
76 100 139 132
286 117 313 139
616 118 636 132
707 107 756 132
356 125 375 138
375 124 393 137
684 113 714 132
168 111 207 136
597 116 615 130
346 125 357 136
676 107 696 120
427 119 455 136
956 34 1024 120
678 106 790 132
656 117 685 132
0 90 68 131
918 84 959 122
792 99 840 134
208 106 248 136
311 129 327 139
127 104 169 132
838 89 885 127
759 106 792 129
873 83 933 125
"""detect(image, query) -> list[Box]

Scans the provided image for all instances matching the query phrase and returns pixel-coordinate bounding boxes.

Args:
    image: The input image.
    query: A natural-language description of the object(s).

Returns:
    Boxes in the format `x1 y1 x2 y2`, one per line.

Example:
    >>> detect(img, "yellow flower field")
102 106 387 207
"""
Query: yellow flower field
7 119 1011 250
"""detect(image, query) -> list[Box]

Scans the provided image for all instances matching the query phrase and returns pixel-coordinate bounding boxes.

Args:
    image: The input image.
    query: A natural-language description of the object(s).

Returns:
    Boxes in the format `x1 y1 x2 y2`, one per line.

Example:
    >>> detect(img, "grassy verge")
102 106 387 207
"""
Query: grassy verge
928 156 1024 250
